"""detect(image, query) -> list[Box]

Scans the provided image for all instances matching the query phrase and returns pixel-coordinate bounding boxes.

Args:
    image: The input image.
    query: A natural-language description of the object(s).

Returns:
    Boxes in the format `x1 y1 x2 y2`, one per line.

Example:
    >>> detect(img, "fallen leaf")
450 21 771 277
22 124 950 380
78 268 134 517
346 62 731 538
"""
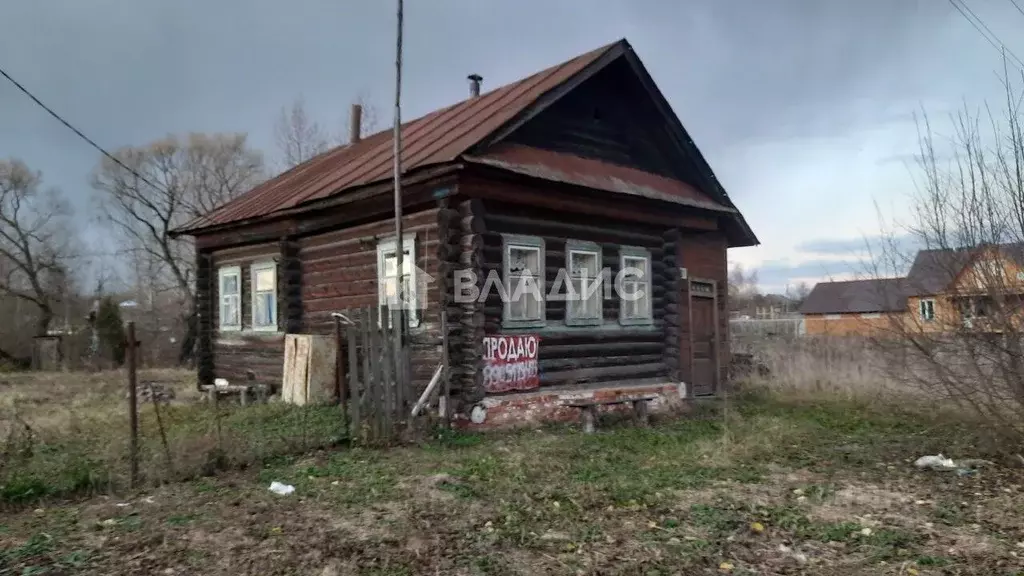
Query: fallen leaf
719 561 734 572
750 522 765 534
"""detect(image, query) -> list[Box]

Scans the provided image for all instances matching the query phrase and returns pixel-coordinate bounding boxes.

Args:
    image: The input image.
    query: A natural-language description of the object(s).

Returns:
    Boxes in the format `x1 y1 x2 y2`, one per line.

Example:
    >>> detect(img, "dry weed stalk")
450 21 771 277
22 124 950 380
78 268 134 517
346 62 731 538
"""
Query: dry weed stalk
868 62 1024 443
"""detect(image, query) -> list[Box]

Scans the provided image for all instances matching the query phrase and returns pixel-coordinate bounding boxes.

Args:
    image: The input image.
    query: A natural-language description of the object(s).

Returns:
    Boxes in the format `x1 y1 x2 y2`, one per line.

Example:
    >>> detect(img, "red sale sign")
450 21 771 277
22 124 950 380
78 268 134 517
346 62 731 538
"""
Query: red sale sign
482 335 540 393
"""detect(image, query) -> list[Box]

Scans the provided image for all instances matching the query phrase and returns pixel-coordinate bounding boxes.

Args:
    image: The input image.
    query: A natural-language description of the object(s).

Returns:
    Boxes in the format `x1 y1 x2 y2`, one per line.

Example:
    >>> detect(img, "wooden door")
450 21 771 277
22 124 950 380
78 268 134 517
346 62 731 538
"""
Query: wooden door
690 280 718 397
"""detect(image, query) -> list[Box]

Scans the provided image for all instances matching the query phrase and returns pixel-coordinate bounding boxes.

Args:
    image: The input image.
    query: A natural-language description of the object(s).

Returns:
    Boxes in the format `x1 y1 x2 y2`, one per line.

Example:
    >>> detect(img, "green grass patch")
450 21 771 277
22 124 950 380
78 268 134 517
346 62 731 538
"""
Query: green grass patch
0 401 345 505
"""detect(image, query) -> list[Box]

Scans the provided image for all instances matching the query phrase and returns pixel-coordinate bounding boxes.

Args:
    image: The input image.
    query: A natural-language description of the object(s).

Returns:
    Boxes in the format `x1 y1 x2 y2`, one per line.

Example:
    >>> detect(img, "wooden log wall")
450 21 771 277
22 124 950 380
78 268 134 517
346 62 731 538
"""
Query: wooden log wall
435 198 461 411
298 208 442 387
454 200 486 408
195 250 214 387
661 229 682 382
210 242 285 390
472 200 677 393
280 238 303 334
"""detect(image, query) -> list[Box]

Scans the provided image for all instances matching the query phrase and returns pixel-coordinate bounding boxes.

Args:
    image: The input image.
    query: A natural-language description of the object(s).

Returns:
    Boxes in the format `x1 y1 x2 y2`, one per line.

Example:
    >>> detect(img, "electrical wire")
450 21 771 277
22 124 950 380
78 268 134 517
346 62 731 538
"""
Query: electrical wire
1008 0 1024 19
949 0 1024 74
0 65 167 193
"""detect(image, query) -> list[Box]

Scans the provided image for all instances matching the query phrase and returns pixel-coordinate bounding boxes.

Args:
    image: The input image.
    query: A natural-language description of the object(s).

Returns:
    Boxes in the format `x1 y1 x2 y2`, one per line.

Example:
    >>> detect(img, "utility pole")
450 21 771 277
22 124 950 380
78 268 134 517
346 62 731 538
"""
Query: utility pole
392 0 405 342
391 0 403 317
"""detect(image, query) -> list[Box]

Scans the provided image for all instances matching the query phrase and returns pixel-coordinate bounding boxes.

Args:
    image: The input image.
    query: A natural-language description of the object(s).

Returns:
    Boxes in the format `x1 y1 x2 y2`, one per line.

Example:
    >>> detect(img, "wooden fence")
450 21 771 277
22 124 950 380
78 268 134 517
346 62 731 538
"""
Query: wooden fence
336 307 414 444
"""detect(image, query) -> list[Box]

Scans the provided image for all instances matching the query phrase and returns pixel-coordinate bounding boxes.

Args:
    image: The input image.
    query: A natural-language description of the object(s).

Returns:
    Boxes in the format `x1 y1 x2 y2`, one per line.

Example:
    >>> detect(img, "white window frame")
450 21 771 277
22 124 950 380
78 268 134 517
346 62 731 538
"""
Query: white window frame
218 265 242 331
376 233 419 328
502 234 546 329
919 298 936 322
618 246 653 326
565 240 603 326
250 261 278 332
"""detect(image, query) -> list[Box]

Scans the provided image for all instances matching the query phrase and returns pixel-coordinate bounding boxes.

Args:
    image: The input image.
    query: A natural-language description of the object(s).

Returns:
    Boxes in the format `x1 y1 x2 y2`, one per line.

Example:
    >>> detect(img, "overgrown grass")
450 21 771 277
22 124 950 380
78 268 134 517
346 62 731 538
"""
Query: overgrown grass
2 383 1021 575
0 370 345 503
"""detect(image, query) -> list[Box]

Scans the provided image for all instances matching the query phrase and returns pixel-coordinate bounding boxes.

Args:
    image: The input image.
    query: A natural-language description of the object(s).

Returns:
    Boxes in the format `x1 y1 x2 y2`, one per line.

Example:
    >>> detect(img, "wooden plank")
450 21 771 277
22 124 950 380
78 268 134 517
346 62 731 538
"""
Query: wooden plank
368 306 383 442
380 307 394 439
347 311 361 439
360 307 372 442
392 309 406 428
335 316 344 406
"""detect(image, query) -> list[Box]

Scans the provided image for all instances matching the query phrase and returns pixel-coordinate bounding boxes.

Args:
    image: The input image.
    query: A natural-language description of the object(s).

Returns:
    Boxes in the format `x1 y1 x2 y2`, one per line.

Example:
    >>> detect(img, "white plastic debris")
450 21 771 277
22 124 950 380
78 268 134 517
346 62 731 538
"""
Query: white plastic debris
268 481 295 496
214 378 230 388
914 454 957 470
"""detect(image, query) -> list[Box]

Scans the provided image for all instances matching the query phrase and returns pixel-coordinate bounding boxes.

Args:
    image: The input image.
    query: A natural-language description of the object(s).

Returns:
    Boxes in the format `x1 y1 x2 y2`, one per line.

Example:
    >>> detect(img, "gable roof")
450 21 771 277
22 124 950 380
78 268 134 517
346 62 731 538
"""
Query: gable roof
799 278 907 315
904 243 1024 296
177 39 756 246
904 248 973 297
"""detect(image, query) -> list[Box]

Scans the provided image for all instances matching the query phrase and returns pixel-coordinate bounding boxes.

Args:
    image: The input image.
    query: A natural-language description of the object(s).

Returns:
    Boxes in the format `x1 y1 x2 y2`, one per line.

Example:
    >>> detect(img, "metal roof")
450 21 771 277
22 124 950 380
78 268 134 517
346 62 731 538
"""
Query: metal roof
465 144 734 213
179 41 619 233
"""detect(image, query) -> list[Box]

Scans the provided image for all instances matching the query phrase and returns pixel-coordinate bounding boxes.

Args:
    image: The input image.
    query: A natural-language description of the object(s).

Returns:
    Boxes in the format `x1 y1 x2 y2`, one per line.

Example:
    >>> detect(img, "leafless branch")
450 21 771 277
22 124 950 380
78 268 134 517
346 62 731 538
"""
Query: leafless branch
872 63 1024 442
0 159 76 336
91 133 264 363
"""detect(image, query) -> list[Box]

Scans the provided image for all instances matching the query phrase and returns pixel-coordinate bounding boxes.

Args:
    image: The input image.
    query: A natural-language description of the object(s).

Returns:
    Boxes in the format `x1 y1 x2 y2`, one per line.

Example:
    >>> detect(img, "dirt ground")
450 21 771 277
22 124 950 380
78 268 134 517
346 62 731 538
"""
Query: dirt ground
2 396 1024 575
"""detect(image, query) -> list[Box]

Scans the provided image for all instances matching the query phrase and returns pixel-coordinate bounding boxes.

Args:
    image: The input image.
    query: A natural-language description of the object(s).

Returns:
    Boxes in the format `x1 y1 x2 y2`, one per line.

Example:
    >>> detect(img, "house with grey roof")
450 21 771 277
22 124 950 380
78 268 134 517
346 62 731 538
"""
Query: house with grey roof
799 243 1024 336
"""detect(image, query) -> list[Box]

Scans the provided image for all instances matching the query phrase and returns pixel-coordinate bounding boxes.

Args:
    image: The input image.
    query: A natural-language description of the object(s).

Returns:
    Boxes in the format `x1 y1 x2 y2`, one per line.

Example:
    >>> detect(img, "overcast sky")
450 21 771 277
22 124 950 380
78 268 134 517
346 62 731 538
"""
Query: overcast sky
3 0 1023 293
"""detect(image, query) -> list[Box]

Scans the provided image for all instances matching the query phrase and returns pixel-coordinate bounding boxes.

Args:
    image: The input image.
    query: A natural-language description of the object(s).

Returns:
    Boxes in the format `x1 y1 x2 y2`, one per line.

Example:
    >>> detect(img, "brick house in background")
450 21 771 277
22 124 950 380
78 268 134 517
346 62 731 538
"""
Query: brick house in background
173 39 757 424
798 278 905 336
800 243 1024 336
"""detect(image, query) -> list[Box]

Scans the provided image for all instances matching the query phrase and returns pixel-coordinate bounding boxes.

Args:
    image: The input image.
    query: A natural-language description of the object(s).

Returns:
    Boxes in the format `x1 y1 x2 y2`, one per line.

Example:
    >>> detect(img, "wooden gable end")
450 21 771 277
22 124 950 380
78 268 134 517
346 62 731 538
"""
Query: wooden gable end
951 247 1024 294
473 43 757 248
500 57 694 186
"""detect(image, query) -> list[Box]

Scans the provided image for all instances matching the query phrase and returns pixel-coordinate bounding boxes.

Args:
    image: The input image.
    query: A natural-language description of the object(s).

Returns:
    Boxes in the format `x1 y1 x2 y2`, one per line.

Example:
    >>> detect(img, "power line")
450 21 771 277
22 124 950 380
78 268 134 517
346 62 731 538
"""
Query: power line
949 0 1024 74
0 65 167 194
1009 0 1024 19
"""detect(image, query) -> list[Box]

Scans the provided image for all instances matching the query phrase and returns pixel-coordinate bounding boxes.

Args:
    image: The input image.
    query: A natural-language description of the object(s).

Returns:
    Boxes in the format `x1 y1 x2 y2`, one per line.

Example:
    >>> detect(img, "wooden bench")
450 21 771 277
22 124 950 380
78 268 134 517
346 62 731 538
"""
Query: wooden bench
200 384 269 406
563 395 657 433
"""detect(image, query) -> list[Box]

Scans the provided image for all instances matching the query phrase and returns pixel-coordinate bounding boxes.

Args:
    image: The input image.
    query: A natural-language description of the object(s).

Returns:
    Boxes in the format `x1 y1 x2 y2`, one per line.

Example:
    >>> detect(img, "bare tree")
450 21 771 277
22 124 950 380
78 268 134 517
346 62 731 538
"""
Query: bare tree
0 159 76 339
274 93 382 172
337 92 380 144
274 96 329 169
786 281 812 306
874 64 1024 442
728 263 760 315
91 133 264 364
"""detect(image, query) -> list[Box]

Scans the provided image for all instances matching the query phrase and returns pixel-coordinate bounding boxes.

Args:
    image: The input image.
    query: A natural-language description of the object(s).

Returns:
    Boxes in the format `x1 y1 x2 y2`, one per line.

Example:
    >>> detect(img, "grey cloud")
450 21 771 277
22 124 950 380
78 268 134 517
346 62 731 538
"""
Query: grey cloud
753 258 867 294
3 0 1022 289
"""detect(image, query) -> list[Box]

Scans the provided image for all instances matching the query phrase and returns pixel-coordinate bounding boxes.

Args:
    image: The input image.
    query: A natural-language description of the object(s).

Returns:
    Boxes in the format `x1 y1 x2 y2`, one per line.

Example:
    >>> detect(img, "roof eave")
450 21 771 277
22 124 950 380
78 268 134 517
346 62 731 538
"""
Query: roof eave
172 163 464 238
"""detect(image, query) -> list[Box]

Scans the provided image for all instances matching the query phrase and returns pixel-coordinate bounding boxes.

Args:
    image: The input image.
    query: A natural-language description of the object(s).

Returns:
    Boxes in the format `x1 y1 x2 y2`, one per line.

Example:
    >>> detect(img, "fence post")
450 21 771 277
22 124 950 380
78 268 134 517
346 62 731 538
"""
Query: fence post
334 315 346 409
126 321 139 488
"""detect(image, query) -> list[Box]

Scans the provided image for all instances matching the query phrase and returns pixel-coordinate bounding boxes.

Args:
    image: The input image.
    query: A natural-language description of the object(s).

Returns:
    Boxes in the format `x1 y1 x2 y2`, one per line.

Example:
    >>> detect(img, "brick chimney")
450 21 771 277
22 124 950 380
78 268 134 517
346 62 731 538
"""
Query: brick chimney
467 74 483 98
349 103 363 144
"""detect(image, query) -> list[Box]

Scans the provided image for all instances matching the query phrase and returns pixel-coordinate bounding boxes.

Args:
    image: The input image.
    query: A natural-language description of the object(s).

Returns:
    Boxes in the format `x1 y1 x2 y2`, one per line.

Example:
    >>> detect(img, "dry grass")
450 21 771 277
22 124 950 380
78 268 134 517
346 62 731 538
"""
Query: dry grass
735 336 929 402
2 345 1024 573
0 368 199 434
1 392 1022 575
0 369 345 502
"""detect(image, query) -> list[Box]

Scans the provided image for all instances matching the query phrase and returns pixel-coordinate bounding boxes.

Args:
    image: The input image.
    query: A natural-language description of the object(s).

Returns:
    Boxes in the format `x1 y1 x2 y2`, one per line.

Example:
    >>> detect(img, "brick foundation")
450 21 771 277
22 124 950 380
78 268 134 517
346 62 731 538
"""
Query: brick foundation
453 381 688 430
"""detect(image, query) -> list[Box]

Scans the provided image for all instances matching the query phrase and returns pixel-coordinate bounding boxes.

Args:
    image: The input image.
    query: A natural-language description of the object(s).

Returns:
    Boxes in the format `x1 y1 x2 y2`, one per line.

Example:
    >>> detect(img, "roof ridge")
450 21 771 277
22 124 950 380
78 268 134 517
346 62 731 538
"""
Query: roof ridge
178 39 623 233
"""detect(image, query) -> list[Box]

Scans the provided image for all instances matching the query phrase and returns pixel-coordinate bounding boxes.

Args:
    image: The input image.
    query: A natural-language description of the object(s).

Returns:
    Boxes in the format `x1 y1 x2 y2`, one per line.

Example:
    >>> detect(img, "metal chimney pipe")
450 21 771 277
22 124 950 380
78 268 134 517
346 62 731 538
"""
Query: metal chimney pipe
467 74 483 98
349 103 363 144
